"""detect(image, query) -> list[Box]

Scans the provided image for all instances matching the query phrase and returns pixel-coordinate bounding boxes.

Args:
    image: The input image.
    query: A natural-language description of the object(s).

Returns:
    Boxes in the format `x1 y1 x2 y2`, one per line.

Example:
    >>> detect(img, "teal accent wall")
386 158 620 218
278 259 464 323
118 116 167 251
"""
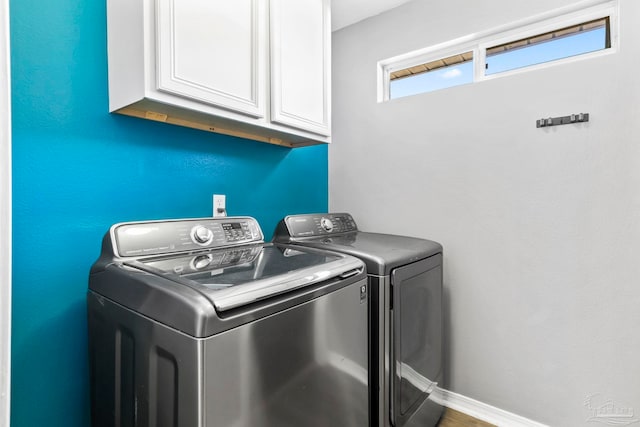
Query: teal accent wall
9 0 328 425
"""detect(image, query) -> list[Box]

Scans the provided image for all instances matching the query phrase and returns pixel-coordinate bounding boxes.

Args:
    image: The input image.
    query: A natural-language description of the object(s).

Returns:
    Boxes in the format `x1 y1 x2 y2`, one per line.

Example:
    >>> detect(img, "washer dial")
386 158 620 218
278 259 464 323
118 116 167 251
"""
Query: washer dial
192 225 213 245
320 217 334 232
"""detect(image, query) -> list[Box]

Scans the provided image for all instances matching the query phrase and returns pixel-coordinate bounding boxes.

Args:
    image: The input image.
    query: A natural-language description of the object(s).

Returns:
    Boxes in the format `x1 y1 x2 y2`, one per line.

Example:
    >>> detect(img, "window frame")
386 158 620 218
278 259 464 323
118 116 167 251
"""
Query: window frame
378 0 619 102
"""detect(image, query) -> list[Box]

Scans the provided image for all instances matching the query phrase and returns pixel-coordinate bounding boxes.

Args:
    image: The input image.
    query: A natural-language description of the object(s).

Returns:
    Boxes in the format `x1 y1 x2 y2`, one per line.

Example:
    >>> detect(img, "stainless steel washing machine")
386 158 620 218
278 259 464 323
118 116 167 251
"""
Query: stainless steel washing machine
274 213 444 427
88 216 369 427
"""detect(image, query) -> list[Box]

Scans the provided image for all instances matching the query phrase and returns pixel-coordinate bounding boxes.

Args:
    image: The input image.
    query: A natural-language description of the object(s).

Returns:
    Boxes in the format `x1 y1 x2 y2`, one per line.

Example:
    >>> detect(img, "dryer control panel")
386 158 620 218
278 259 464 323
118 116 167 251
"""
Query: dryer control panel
111 217 264 258
279 213 358 238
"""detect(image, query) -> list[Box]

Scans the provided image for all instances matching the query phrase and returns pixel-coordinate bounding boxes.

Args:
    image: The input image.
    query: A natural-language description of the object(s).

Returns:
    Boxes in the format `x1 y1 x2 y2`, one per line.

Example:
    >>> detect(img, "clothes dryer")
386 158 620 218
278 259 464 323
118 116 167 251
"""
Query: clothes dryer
274 213 443 427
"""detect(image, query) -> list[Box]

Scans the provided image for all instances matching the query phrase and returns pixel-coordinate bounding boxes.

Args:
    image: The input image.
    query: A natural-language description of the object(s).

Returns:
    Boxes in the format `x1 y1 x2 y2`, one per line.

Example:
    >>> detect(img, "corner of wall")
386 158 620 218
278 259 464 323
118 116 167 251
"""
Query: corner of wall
0 0 11 423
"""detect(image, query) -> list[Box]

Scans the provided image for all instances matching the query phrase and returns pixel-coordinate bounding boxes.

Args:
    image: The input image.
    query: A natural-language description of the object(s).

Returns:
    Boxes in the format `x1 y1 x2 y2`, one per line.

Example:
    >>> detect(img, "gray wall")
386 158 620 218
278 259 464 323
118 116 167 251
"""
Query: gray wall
330 1 640 425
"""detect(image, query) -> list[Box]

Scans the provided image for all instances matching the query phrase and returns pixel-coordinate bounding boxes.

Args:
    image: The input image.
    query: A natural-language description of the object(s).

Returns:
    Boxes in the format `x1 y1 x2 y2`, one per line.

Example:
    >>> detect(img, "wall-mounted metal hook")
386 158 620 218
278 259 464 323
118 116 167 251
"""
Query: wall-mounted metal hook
536 113 589 128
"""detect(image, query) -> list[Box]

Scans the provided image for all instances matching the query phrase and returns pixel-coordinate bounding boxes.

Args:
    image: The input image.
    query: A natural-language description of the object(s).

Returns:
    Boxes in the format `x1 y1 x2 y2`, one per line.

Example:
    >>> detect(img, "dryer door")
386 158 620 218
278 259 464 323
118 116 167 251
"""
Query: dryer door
390 254 443 427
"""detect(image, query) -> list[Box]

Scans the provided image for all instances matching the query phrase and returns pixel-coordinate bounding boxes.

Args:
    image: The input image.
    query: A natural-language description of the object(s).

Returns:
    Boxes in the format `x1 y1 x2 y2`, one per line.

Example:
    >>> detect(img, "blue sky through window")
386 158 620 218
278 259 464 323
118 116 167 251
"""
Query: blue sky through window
389 24 608 100
390 60 474 99
485 27 607 75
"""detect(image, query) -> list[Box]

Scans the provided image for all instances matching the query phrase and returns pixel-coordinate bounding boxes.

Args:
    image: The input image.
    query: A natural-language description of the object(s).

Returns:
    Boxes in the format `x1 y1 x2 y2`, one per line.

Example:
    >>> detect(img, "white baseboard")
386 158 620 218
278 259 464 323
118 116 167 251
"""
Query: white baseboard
430 388 549 427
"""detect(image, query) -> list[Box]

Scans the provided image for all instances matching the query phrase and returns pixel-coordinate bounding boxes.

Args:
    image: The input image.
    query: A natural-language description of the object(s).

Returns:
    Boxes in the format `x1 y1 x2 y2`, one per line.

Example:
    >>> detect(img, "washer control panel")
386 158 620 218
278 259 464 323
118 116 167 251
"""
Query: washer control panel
282 213 358 238
112 217 263 257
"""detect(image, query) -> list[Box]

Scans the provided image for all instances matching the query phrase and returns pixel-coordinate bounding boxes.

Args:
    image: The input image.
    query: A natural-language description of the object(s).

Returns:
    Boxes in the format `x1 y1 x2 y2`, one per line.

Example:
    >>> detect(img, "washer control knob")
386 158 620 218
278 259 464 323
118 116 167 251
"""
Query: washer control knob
192 226 213 245
320 217 334 232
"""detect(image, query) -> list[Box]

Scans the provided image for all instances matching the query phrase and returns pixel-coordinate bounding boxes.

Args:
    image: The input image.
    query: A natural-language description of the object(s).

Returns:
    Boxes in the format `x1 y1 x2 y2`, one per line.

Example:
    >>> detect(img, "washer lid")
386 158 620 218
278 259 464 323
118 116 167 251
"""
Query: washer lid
130 243 363 312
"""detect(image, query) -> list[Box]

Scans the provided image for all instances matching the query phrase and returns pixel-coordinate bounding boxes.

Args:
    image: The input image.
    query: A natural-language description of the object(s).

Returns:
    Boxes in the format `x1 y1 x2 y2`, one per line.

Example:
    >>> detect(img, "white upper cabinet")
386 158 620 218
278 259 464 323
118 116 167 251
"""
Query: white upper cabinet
107 0 331 148
270 0 331 136
156 0 266 118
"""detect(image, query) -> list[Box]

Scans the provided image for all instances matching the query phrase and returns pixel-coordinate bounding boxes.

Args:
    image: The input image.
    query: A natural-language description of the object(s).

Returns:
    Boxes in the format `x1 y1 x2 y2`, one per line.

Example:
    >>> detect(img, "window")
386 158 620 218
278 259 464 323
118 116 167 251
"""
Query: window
378 1 617 101
485 17 610 75
389 52 473 99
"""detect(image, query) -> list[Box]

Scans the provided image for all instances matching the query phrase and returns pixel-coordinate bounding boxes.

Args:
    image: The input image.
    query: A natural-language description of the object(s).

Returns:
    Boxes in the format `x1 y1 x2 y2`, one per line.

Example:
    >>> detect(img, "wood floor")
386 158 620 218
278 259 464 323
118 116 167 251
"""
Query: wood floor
437 408 496 427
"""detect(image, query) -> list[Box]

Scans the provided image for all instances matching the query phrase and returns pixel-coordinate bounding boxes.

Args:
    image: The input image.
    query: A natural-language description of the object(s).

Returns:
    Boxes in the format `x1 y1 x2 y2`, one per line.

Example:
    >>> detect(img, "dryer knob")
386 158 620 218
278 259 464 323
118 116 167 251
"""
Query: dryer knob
193 226 213 244
320 217 334 232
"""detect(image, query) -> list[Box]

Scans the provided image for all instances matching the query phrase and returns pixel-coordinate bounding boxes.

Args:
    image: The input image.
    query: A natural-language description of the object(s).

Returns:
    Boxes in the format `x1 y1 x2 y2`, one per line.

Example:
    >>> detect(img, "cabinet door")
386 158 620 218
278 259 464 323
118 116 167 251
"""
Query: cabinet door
156 0 267 118
270 0 331 136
